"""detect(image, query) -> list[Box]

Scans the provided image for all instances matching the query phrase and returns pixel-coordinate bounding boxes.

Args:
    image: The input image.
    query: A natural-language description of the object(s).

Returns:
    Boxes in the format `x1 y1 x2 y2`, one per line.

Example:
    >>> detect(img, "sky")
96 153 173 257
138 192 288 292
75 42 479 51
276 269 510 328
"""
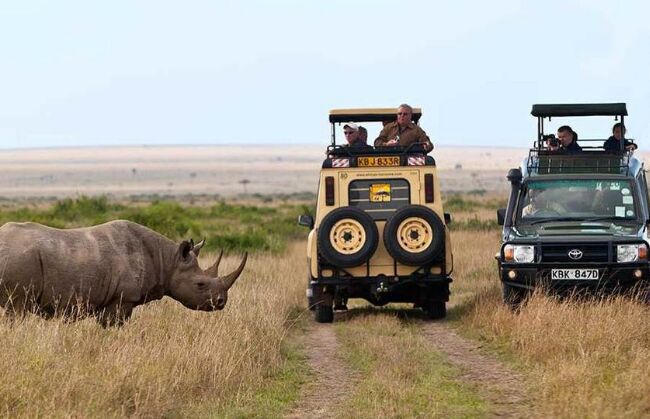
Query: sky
0 0 648 149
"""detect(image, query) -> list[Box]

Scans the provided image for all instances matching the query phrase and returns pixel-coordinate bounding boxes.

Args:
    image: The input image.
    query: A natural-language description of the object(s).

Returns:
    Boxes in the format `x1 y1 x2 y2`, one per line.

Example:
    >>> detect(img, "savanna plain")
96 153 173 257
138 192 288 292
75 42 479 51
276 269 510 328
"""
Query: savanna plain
1 146 650 418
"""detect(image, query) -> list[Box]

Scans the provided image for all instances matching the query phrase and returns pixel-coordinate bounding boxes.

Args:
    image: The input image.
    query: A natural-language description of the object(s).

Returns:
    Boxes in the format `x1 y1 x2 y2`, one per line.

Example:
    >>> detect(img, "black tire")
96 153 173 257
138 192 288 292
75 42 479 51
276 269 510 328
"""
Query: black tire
503 283 527 311
383 205 445 266
317 207 379 268
423 301 446 320
314 303 334 323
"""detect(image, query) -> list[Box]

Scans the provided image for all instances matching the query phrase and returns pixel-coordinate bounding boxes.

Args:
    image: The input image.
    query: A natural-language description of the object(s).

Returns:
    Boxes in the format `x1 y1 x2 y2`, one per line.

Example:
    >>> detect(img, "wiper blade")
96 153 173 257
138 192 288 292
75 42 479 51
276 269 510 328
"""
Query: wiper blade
526 217 579 225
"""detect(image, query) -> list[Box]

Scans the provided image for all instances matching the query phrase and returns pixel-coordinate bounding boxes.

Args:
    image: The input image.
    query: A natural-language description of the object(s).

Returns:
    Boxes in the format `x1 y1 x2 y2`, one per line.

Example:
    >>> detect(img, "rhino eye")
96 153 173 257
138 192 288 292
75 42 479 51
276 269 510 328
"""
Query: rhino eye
196 282 208 290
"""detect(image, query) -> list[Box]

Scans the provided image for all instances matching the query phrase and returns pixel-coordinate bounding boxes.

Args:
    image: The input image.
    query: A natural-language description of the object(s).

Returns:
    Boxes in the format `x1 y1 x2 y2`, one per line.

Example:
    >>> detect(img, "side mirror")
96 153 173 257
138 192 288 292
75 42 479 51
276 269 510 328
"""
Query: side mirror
497 208 506 226
444 213 452 225
298 215 314 229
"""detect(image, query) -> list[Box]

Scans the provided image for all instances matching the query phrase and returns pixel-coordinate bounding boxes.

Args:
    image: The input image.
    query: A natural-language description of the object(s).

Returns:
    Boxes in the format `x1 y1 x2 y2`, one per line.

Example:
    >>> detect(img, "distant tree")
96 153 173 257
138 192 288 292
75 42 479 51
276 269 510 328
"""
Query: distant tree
239 179 250 194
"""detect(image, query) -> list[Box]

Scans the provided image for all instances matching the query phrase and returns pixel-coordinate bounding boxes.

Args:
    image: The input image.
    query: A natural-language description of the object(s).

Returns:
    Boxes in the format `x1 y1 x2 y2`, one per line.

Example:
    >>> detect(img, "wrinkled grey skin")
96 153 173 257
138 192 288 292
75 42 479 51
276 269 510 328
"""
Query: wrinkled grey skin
0 220 247 326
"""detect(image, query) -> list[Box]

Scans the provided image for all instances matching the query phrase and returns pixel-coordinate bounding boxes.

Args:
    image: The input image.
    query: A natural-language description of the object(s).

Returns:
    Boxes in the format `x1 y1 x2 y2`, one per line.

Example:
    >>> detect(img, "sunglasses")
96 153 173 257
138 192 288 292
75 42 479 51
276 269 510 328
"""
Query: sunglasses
344 131 356 135
397 112 410 116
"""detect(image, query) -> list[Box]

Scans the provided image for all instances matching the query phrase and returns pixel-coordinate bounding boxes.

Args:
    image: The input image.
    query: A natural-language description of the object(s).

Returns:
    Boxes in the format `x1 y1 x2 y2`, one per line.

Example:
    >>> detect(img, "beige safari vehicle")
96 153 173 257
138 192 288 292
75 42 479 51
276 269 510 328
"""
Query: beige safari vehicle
298 108 453 323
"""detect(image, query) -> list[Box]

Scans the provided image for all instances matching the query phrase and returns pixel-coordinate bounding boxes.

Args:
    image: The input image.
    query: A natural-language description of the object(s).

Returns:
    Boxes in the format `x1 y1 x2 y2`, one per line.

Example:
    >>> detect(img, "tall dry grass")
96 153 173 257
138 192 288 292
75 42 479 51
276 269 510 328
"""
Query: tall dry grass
0 243 306 417
451 227 650 417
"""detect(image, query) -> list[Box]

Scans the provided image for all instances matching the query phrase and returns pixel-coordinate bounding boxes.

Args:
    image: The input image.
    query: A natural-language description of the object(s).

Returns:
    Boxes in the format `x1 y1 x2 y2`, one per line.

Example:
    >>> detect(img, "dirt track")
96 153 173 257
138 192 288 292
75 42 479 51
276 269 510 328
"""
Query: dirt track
285 322 358 419
421 320 529 417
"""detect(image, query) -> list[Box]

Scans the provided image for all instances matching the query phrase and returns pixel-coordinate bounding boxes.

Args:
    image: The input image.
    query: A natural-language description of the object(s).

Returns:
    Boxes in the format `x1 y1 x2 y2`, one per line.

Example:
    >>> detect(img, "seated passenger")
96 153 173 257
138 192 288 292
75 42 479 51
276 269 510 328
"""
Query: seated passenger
603 123 637 153
545 134 560 152
592 189 622 215
374 103 433 153
522 189 567 217
557 125 582 154
342 122 368 148
358 126 368 144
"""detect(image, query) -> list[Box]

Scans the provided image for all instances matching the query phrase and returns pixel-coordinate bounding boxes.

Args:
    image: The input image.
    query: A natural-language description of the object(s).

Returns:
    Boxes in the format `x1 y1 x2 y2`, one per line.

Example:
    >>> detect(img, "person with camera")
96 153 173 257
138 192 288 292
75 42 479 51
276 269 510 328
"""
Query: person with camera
545 134 560 152
556 125 582 154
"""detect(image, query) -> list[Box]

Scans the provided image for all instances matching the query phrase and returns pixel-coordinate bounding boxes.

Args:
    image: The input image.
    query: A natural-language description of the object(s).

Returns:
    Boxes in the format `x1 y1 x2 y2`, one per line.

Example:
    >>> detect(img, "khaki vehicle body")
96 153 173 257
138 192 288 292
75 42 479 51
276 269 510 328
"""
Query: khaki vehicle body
307 165 453 278
300 108 453 323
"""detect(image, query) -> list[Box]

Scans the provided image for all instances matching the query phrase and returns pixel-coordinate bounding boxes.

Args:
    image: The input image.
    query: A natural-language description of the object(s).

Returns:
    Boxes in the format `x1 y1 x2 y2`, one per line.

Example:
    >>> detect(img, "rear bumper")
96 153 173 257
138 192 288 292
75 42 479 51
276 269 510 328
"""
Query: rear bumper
499 262 650 292
310 274 452 305
313 274 451 287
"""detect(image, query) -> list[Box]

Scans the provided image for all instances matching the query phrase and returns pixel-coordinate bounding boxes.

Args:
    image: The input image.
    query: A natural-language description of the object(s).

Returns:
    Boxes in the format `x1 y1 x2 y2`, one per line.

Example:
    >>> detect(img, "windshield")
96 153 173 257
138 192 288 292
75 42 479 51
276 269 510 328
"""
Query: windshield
518 179 637 223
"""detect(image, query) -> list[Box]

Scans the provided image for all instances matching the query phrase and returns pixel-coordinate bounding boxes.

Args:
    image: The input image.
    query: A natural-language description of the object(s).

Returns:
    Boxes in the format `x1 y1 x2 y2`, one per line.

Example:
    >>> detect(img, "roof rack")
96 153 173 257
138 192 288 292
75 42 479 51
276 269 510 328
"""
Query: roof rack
531 103 627 117
329 108 422 124
527 148 632 176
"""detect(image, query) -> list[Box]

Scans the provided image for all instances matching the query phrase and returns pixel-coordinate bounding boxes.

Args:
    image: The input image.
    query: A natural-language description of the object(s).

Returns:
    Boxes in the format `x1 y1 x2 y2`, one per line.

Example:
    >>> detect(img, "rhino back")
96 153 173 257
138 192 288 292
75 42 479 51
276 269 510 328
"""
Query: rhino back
0 221 156 309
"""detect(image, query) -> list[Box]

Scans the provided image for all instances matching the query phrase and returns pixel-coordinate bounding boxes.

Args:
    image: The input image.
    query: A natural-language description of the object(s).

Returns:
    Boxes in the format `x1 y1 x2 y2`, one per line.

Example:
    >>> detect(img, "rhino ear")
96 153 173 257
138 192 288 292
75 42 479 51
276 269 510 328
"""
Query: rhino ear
192 238 206 257
178 240 193 261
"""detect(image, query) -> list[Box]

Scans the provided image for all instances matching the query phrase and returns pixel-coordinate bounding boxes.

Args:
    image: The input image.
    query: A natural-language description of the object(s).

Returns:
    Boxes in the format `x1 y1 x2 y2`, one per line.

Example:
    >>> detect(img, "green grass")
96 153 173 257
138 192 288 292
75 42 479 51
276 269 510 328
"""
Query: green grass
0 196 314 253
335 312 490 418
449 216 499 232
443 195 506 212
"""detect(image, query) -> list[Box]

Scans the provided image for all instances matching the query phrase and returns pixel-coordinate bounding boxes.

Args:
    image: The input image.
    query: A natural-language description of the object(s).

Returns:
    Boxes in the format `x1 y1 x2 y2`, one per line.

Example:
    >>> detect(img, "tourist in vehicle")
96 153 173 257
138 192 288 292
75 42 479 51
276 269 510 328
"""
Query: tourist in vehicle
522 188 567 217
545 135 560 152
556 125 582 154
342 122 367 148
374 104 433 152
603 123 637 153
358 126 368 144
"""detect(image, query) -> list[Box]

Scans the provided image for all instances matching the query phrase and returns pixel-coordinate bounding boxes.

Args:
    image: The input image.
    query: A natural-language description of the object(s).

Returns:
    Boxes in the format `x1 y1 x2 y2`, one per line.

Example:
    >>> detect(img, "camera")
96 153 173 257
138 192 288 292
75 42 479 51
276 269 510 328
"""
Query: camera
543 134 559 148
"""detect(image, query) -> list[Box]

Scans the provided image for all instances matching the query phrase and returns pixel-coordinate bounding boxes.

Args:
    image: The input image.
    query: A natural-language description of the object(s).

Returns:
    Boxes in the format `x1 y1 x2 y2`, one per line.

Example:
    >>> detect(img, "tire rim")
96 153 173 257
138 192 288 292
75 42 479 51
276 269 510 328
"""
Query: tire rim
396 217 432 253
330 219 366 255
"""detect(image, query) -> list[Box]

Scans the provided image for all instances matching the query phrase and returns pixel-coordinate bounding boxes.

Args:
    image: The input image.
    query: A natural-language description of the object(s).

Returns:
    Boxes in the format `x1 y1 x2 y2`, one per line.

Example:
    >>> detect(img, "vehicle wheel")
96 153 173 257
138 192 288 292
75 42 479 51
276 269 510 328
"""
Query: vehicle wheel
423 301 446 320
384 205 445 266
314 303 334 323
503 283 527 310
317 207 379 268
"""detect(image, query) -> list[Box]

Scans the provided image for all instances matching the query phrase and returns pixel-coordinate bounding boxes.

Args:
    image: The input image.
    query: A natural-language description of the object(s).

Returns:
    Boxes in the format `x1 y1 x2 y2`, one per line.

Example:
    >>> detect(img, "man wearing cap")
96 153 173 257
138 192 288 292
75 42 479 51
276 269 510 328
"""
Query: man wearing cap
343 122 367 148
374 104 433 153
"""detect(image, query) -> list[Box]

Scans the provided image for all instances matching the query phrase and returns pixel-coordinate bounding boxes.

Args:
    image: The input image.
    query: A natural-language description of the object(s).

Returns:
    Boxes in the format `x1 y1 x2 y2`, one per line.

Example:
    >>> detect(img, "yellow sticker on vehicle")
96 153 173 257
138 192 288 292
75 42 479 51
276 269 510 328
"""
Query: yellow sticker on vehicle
370 184 391 202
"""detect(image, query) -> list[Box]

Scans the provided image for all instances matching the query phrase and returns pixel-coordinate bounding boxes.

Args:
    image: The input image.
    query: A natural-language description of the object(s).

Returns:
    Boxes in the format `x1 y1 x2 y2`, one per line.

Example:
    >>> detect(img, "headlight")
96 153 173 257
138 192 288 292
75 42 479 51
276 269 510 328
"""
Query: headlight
504 245 535 263
617 244 648 263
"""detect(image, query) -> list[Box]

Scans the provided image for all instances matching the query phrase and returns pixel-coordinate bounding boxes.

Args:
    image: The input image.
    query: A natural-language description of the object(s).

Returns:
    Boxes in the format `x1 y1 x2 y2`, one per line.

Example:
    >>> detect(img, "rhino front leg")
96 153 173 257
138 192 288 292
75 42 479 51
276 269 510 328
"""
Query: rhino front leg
0 287 30 323
97 300 134 327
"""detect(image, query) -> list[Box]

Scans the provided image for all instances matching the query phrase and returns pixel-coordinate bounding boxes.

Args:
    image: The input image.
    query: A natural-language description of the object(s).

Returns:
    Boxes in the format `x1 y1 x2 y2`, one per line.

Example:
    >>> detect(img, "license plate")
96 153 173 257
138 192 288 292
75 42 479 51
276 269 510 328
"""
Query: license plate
357 156 400 167
369 184 391 202
551 269 599 280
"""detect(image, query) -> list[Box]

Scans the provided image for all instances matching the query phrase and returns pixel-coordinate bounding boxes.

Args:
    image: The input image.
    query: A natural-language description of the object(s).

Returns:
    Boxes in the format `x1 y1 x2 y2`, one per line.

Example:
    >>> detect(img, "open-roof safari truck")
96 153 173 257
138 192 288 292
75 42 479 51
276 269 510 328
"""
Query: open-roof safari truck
496 103 650 308
298 108 453 323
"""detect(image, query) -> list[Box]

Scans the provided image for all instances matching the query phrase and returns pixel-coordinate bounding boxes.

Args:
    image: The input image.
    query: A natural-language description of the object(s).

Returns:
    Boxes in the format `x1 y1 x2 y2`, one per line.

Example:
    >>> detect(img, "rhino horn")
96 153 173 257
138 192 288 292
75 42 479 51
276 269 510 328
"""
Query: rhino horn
206 250 224 277
219 253 248 289
192 238 206 256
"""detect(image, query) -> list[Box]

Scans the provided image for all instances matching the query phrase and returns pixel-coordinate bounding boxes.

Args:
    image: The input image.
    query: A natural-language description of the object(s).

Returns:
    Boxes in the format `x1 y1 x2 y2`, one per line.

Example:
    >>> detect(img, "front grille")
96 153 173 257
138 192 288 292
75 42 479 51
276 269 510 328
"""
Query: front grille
541 243 609 263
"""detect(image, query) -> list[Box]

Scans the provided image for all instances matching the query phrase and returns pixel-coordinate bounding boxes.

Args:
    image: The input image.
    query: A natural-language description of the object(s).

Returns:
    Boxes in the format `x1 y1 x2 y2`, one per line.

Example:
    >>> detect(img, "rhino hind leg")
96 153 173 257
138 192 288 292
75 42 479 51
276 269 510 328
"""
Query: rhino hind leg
97 300 134 327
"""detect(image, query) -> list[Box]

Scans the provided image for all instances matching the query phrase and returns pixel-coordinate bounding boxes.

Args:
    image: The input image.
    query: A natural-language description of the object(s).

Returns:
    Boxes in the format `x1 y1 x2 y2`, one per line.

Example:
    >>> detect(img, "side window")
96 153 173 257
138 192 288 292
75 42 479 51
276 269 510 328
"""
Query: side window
639 171 650 220
348 179 410 220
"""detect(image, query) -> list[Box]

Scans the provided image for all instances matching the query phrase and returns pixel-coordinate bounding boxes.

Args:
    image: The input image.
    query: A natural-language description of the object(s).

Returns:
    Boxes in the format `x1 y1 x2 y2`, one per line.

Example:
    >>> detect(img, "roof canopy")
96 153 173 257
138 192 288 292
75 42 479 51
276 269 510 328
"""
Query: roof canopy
329 107 422 123
531 103 627 118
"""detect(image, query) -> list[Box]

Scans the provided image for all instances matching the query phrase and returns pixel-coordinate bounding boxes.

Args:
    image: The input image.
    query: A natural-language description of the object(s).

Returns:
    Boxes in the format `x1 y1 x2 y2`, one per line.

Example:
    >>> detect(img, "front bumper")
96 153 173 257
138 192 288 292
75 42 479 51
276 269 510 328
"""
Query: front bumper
499 262 650 292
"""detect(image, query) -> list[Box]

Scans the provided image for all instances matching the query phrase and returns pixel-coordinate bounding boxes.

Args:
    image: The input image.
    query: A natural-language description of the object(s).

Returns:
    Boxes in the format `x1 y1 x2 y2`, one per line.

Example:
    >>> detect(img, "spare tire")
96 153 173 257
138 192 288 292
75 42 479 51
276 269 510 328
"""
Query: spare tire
317 207 378 268
383 205 445 266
